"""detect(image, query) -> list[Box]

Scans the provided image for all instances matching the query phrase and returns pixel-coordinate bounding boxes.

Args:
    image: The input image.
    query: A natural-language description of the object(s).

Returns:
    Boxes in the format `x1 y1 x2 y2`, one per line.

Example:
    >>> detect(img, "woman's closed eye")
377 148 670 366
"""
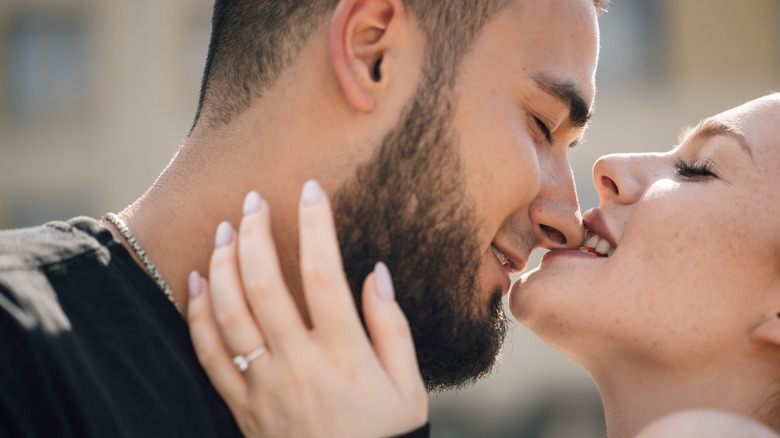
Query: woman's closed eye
673 159 717 180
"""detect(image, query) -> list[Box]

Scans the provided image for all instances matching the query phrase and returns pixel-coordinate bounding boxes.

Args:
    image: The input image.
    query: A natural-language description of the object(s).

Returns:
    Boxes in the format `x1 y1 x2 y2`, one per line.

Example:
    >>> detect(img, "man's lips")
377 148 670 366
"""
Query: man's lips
490 242 527 275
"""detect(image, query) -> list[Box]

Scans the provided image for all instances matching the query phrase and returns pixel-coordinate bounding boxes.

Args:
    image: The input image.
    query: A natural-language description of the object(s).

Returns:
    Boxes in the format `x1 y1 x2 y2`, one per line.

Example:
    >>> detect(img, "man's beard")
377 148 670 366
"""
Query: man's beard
331 77 507 392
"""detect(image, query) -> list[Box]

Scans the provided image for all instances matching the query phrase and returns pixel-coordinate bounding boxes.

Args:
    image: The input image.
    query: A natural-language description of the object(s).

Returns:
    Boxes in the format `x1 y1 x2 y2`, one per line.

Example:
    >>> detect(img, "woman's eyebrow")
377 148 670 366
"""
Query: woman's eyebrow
678 118 755 162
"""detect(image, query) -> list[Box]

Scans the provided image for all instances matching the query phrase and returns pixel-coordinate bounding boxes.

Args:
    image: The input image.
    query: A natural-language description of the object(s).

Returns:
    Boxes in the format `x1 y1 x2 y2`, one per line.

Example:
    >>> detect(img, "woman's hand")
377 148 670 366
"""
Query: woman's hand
186 181 428 438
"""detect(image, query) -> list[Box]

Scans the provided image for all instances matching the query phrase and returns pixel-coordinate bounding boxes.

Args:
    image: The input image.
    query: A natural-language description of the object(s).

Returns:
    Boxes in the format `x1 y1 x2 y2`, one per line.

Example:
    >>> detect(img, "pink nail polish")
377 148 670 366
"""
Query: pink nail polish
301 180 321 205
215 221 233 247
243 191 262 215
188 271 202 299
374 262 395 301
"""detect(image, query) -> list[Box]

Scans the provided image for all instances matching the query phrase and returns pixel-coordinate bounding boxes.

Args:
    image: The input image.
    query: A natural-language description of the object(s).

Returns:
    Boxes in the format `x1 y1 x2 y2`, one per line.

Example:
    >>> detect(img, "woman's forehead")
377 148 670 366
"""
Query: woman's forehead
714 94 780 162
718 94 780 132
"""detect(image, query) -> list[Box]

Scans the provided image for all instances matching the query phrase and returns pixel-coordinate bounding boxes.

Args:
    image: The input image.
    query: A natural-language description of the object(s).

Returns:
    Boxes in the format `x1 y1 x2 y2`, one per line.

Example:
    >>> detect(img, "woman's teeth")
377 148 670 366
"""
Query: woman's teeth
579 233 615 257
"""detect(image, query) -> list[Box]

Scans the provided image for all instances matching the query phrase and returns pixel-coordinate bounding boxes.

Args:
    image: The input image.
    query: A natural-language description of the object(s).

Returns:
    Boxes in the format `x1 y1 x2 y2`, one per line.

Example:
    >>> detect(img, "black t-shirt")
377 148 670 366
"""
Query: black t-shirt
0 217 430 438
0 217 242 437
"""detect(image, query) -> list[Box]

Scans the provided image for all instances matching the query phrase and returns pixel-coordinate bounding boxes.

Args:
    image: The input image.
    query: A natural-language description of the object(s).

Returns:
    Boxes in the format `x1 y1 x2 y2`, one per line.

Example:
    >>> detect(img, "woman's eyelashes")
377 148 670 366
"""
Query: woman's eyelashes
673 159 717 180
534 117 553 144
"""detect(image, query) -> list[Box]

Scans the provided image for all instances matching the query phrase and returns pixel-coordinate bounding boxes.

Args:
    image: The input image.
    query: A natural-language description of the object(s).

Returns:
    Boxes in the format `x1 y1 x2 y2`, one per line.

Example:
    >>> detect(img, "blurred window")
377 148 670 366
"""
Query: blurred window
4 11 93 120
10 195 91 228
597 0 667 88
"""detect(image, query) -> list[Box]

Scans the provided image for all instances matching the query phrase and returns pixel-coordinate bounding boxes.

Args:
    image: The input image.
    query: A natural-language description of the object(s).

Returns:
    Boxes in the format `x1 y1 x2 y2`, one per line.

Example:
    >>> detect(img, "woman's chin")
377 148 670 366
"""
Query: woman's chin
509 269 607 368
507 265 557 325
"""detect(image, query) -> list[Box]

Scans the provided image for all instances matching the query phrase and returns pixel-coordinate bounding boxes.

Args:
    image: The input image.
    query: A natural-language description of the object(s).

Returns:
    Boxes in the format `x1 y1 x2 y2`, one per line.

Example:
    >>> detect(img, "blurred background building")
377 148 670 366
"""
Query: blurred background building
1 1 778 437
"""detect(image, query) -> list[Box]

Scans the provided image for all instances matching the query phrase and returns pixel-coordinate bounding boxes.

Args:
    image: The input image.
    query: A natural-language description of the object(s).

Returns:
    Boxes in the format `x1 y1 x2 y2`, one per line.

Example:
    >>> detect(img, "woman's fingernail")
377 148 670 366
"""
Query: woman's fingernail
215 221 233 247
188 270 202 299
243 191 262 215
374 261 396 301
301 180 321 205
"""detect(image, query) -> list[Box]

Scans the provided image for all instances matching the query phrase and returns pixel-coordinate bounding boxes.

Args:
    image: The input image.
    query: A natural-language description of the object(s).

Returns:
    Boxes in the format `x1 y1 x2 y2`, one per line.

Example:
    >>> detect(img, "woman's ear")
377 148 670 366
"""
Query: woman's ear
329 0 406 113
751 311 780 350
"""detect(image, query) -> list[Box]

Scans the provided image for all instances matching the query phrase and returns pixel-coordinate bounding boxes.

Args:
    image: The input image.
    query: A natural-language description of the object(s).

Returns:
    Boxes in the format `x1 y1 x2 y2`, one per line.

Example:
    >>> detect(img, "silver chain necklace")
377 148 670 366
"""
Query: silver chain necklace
103 213 181 313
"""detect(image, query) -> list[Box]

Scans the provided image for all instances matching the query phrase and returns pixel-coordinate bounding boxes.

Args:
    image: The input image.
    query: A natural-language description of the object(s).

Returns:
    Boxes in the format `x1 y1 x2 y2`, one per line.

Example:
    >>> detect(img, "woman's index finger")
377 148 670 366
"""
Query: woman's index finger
298 181 367 344
238 191 308 352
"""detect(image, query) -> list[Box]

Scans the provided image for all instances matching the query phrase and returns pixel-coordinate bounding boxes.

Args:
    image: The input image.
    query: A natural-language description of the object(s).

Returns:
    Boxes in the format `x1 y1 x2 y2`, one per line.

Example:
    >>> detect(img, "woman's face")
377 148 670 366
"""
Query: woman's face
510 94 780 370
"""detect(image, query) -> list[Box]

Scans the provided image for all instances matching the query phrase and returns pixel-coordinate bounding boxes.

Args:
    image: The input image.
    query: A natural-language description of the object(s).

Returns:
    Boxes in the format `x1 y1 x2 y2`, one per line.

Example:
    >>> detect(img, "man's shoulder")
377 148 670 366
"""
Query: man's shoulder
0 216 113 332
0 216 112 273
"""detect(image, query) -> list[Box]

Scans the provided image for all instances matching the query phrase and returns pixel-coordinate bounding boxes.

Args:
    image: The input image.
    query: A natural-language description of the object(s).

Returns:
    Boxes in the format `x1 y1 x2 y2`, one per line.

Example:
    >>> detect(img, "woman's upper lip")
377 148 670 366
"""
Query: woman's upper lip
581 208 617 249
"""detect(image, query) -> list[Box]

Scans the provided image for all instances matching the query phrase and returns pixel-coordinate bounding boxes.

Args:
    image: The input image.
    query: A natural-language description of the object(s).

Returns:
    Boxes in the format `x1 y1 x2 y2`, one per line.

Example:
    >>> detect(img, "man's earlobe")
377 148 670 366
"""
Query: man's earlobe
329 0 405 112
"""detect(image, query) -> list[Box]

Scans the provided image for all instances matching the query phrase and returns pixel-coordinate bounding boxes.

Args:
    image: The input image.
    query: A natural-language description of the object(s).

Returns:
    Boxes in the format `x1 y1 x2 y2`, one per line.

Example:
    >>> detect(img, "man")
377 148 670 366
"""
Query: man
0 0 600 436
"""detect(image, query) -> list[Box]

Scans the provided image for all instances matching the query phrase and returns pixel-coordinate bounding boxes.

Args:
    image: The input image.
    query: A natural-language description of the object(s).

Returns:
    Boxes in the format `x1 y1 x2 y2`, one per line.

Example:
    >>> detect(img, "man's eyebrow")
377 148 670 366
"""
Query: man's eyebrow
532 76 592 130
678 118 754 160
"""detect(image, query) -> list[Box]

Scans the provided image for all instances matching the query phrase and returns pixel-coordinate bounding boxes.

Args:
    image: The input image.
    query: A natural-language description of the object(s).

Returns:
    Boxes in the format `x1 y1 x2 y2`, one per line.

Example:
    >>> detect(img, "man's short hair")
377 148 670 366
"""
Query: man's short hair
193 0 608 128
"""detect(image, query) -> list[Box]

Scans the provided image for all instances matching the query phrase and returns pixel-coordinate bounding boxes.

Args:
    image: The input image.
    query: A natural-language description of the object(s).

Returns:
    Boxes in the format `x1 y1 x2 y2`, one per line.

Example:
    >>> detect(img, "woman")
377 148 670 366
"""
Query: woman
186 93 780 437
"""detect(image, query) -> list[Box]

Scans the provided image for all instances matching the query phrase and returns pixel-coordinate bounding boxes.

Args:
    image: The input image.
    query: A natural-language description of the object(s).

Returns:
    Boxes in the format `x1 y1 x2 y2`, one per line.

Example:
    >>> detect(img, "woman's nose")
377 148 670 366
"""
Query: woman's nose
592 153 649 206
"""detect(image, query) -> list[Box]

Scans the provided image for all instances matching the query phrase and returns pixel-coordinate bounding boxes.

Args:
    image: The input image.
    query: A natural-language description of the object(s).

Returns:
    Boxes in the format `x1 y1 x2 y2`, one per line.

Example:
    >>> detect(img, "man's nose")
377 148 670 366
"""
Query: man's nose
529 155 583 250
592 153 650 206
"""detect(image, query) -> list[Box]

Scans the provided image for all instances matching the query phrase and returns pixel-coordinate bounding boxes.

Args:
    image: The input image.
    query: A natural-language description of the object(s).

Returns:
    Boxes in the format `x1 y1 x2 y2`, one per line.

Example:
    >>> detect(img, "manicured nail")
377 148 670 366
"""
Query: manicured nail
243 191 262 215
215 221 233 247
188 270 202 299
374 261 395 301
301 180 321 205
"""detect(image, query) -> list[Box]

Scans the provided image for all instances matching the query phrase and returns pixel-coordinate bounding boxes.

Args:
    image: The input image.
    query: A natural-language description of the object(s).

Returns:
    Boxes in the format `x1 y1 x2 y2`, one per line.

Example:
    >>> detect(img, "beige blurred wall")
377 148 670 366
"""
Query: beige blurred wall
0 1 778 437
667 0 778 87
0 0 212 227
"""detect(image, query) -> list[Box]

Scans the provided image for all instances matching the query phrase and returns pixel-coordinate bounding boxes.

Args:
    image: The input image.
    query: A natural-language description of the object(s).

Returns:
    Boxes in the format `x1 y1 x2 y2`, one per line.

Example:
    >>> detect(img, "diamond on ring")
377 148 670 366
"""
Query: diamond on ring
233 345 267 372
233 355 250 371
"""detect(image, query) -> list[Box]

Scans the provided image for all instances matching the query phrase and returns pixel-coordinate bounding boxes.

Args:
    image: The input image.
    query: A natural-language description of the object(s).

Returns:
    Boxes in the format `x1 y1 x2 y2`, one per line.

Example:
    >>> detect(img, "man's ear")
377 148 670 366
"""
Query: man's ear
330 0 406 113
751 311 780 350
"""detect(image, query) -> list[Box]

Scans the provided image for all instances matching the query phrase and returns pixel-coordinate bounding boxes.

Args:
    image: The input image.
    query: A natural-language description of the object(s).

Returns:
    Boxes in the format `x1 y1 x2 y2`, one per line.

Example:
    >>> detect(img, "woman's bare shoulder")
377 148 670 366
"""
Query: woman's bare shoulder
636 410 779 438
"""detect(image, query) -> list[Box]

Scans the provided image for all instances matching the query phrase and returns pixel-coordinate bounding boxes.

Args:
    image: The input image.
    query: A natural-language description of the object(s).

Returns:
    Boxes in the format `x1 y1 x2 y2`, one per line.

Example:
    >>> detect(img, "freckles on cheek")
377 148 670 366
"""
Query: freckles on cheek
721 199 767 258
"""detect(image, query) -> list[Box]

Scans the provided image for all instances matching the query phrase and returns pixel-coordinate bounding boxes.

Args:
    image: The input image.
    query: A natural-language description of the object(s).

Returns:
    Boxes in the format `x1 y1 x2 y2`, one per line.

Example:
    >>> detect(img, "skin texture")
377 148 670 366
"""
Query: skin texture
115 0 598 389
187 187 430 437
511 94 780 437
636 410 780 438
331 76 508 390
331 0 596 390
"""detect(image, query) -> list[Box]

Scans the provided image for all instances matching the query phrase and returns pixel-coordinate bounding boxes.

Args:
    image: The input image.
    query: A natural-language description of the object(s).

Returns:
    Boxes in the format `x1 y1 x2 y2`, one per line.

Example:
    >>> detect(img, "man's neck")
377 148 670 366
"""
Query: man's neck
116 179 224 318
111 34 400 320
115 117 318 320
